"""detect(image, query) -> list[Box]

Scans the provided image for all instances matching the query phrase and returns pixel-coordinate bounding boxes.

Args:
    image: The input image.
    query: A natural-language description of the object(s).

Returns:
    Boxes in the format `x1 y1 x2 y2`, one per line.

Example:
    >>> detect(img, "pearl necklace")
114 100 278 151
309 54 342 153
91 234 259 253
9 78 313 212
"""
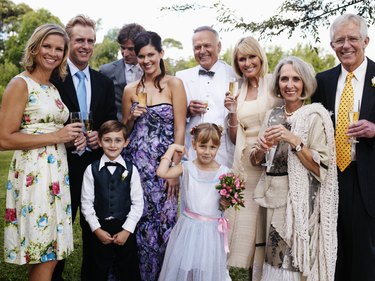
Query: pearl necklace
283 102 305 117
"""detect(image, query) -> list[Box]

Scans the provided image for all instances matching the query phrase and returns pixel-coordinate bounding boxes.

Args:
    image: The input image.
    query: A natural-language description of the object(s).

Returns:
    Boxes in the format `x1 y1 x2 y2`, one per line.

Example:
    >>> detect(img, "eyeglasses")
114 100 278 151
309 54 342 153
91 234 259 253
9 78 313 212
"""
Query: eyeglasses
332 36 362 47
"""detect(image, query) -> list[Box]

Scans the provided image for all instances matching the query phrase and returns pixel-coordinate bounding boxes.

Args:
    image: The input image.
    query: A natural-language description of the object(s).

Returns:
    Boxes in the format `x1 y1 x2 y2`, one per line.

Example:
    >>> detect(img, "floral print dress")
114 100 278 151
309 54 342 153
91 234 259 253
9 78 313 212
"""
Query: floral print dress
4 74 73 265
124 103 177 281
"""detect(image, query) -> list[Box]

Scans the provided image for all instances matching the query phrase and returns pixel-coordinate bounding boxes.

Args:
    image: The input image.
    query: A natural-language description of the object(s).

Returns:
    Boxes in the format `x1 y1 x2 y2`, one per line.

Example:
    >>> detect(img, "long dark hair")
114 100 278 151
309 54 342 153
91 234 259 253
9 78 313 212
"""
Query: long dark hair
134 31 165 93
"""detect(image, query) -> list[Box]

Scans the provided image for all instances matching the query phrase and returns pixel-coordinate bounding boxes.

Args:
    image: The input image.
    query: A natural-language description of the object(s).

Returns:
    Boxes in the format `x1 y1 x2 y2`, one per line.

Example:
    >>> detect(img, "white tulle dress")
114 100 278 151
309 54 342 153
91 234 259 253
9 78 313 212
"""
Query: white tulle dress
158 161 230 281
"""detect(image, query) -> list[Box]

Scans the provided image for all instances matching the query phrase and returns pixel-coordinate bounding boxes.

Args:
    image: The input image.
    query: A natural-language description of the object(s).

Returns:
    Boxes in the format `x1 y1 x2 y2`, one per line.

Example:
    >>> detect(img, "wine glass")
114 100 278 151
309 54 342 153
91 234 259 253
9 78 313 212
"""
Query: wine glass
82 111 93 152
137 88 147 107
228 78 239 113
261 139 276 171
348 100 360 143
69 112 83 154
82 111 93 133
200 100 209 123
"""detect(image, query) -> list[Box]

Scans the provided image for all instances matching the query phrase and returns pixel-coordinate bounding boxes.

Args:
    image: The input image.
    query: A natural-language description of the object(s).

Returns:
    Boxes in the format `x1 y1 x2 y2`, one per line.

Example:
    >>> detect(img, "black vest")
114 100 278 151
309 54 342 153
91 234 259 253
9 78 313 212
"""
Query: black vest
91 160 133 220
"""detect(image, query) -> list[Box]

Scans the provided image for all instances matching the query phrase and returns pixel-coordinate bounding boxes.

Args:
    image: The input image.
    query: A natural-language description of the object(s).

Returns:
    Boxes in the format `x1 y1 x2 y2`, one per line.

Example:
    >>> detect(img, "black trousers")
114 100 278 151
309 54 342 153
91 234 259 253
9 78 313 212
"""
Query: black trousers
335 162 375 281
87 219 141 281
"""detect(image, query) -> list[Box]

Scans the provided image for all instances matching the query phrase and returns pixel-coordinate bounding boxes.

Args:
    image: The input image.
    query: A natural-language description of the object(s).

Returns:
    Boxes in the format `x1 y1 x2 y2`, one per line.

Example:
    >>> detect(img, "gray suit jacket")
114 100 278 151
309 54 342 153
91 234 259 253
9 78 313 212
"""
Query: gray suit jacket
99 59 126 120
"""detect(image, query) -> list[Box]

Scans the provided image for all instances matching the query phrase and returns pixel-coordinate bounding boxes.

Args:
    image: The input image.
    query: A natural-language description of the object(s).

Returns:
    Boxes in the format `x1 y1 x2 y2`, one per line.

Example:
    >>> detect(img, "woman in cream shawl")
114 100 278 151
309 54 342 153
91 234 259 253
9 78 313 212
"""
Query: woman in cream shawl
250 56 338 281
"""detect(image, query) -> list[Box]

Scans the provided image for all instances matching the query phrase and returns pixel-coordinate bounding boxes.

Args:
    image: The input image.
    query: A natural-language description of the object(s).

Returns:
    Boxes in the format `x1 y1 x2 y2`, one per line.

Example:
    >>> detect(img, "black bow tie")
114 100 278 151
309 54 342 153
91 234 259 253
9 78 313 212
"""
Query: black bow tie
105 162 121 167
199 69 215 77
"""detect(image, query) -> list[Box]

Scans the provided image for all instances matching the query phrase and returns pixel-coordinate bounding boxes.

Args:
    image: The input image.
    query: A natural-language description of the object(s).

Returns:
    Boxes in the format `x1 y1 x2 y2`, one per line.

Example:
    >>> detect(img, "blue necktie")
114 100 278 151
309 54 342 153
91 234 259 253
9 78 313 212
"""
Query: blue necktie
75 71 87 112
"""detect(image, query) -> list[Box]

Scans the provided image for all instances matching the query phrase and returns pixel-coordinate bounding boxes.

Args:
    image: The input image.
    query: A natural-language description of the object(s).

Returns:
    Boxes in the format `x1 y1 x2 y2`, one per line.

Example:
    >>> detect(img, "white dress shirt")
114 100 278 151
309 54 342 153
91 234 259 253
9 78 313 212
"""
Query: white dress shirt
81 154 144 233
68 59 92 110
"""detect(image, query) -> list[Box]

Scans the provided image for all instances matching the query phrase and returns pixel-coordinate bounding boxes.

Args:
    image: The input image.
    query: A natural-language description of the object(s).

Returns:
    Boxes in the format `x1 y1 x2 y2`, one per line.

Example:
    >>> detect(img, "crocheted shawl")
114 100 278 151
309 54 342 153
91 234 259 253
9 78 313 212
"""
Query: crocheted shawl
285 103 338 281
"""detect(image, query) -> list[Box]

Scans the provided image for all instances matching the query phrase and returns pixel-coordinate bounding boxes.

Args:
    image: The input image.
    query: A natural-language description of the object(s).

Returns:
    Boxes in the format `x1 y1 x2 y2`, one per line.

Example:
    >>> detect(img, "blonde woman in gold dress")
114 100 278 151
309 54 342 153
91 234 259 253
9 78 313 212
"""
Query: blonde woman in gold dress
224 37 281 280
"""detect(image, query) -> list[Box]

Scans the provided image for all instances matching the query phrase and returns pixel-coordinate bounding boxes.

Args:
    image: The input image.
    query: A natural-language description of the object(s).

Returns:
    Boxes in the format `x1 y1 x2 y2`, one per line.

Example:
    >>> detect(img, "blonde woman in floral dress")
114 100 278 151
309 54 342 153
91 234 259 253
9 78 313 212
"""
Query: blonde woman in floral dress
0 24 85 281
224 37 281 280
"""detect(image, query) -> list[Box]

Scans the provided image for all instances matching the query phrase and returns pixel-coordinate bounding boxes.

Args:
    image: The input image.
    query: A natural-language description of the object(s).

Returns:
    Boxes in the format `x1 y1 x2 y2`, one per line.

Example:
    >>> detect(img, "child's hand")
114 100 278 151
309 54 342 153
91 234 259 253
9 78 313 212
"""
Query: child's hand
94 228 114 245
113 229 130 246
219 197 230 211
170 143 185 155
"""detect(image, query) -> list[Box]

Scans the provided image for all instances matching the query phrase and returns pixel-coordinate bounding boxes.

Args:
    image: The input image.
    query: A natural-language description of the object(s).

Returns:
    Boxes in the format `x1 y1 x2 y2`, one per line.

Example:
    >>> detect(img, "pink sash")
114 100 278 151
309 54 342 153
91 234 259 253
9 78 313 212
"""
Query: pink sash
184 208 230 253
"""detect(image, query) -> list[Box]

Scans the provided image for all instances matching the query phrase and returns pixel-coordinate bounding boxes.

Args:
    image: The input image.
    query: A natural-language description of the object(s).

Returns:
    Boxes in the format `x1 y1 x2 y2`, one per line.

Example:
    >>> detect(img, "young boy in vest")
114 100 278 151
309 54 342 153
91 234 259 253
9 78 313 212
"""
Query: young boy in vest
81 120 143 281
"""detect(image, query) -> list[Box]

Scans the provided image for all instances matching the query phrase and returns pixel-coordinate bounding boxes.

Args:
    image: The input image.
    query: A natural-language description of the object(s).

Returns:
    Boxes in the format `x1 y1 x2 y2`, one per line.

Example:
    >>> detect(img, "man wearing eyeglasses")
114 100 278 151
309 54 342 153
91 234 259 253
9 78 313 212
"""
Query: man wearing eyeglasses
312 14 375 281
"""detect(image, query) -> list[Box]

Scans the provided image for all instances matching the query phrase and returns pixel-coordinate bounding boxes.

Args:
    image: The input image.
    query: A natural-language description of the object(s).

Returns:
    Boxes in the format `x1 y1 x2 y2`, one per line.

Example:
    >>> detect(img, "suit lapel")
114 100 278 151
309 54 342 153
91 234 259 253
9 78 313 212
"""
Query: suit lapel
360 58 375 120
89 68 99 112
114 60 126 86
64 69 80 112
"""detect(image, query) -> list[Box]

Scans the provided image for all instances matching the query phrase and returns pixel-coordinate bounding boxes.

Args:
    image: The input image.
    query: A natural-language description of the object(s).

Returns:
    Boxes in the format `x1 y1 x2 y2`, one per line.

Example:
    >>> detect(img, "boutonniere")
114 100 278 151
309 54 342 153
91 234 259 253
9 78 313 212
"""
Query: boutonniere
121 170 129 181
371 76 375 87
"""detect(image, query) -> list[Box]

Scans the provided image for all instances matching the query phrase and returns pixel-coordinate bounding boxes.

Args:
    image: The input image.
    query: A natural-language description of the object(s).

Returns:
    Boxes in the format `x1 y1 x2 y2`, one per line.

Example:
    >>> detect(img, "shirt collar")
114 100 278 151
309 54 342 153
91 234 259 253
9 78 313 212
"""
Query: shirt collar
340 57 367 83
125 63 139 72
68 59 90 78
99 154 127 171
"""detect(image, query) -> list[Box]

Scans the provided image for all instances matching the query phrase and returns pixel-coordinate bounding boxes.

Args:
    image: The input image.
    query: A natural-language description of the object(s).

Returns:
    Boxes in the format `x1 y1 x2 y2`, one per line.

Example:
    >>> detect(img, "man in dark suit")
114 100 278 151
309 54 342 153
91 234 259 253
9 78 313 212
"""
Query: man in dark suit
99 23 145 121
51 15 116 281
312 14 375 281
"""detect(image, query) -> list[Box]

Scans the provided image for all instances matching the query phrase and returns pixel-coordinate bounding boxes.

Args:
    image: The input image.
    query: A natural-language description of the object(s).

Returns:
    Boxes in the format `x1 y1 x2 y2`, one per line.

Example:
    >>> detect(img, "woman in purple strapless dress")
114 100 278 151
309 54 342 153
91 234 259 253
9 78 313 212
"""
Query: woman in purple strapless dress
122 31 187 281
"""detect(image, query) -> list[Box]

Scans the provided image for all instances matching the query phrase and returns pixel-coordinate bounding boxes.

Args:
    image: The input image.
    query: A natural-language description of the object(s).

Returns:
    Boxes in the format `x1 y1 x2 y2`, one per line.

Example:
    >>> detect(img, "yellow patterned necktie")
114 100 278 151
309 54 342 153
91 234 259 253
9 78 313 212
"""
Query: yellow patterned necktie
336 72 354 172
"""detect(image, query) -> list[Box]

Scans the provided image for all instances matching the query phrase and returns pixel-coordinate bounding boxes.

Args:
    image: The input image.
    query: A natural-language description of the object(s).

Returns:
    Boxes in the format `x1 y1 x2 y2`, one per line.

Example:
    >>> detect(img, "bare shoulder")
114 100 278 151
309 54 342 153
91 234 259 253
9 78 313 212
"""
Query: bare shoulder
166 75 183 88
3 75 28 99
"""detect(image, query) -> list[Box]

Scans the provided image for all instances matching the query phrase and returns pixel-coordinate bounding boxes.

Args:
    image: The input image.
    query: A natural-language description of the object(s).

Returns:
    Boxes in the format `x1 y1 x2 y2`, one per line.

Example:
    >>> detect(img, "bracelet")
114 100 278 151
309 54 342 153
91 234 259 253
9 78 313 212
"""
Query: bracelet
227 119 238 128
160 156 172 162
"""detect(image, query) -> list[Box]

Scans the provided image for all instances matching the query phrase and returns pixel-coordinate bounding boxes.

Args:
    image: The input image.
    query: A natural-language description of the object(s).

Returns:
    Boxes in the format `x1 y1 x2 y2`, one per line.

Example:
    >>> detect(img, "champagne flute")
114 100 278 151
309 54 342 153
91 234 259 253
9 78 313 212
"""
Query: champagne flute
261 139 276 171
82 111 93 133
82 111 93 152
228 78 239 113
69 112 83 154
200 100 209 123
348 100 360 143
137 88 147 107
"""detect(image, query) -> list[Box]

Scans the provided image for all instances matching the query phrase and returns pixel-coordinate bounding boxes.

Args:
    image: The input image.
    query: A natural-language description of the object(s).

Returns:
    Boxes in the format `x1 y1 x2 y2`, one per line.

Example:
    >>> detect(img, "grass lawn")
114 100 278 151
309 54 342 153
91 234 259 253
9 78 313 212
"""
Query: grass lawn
0 151 249 280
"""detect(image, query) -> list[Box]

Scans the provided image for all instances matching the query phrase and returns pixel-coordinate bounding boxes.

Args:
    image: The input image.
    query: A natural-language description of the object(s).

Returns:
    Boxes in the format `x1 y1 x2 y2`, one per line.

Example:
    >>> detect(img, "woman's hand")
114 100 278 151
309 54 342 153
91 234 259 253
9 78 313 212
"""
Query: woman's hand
74 132 87 151
224 91 238 112
264 124 297 145
128 105 147 121
58 123 83 144
86 131 99 150
166 177 179 199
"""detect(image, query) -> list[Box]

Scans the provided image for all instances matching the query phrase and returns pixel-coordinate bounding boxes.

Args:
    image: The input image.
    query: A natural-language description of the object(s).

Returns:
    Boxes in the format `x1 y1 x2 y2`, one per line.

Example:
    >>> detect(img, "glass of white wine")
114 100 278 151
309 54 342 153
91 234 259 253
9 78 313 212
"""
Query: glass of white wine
69 112 83 154
228 78 239 113
82 111 93 133
200 100 209 123
348 100 360 143
82 111 93 152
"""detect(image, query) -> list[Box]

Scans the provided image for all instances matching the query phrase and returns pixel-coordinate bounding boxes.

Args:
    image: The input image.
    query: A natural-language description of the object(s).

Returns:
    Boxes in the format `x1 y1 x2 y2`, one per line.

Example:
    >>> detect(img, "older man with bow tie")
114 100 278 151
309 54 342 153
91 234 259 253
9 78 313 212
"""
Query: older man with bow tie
176 26 237 167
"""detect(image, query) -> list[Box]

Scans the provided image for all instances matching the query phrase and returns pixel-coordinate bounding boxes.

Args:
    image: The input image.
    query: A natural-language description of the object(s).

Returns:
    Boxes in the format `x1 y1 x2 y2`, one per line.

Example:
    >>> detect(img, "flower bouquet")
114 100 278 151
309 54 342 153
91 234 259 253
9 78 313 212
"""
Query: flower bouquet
216 172 245 211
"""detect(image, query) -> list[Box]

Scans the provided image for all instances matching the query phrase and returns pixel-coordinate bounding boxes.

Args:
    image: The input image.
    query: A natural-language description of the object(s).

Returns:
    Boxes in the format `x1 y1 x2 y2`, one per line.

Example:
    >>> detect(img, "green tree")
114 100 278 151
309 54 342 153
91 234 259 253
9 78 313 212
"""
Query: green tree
4 8 62 71
162 0 374 43
0 0 32 63
90 30 119 70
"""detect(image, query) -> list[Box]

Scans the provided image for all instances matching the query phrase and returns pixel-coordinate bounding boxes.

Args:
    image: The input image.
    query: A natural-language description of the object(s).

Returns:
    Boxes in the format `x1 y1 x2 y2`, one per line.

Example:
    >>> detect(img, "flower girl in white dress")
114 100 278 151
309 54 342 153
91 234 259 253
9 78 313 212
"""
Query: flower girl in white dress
157 123 231 281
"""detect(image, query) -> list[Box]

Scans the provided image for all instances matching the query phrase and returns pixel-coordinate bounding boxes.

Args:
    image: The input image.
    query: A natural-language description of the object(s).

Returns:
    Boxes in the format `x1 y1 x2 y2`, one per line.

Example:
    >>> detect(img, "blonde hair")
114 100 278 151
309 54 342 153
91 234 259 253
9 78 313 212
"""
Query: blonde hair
65 14 96 41
22 23 69 79
190 123 223 146
232 36 268 78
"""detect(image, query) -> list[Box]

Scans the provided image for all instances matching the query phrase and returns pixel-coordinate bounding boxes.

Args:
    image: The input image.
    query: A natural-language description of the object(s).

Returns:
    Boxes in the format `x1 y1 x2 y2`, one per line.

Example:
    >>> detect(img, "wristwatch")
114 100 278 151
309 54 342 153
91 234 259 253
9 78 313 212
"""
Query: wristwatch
292 142 304 152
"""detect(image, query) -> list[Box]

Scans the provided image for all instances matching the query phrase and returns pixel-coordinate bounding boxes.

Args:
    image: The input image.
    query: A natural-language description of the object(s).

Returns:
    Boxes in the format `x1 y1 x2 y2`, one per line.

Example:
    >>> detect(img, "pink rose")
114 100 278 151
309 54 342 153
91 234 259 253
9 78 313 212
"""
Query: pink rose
51 182 60 196
220 189 227 196
5 208 16 223
26 175 34 187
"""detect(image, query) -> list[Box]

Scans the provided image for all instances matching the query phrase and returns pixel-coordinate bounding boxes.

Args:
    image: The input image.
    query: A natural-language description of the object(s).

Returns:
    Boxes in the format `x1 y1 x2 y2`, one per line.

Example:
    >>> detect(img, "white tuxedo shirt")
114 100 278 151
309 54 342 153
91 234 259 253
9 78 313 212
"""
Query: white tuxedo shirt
176 60 237 167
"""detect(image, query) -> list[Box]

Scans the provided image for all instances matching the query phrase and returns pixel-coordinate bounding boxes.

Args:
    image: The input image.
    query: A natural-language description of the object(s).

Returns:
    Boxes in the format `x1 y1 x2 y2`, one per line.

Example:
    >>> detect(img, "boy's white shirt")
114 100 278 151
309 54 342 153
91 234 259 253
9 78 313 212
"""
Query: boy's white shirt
81 154 144 233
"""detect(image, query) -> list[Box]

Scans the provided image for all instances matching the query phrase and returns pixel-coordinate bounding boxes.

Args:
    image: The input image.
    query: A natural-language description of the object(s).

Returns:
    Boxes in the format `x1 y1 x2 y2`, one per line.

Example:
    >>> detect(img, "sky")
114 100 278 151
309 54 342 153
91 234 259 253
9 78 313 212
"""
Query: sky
12 0 375 62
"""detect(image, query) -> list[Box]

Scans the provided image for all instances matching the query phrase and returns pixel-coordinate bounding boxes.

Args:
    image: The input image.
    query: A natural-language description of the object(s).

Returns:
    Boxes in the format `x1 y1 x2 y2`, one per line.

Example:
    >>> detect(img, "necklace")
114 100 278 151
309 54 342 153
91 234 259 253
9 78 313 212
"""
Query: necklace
283 102 305 116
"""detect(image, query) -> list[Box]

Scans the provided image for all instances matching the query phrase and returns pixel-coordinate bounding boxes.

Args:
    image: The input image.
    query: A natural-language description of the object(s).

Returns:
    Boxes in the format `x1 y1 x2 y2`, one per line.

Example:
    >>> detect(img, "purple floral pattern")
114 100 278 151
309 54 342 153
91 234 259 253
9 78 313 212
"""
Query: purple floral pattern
124 103 178 281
